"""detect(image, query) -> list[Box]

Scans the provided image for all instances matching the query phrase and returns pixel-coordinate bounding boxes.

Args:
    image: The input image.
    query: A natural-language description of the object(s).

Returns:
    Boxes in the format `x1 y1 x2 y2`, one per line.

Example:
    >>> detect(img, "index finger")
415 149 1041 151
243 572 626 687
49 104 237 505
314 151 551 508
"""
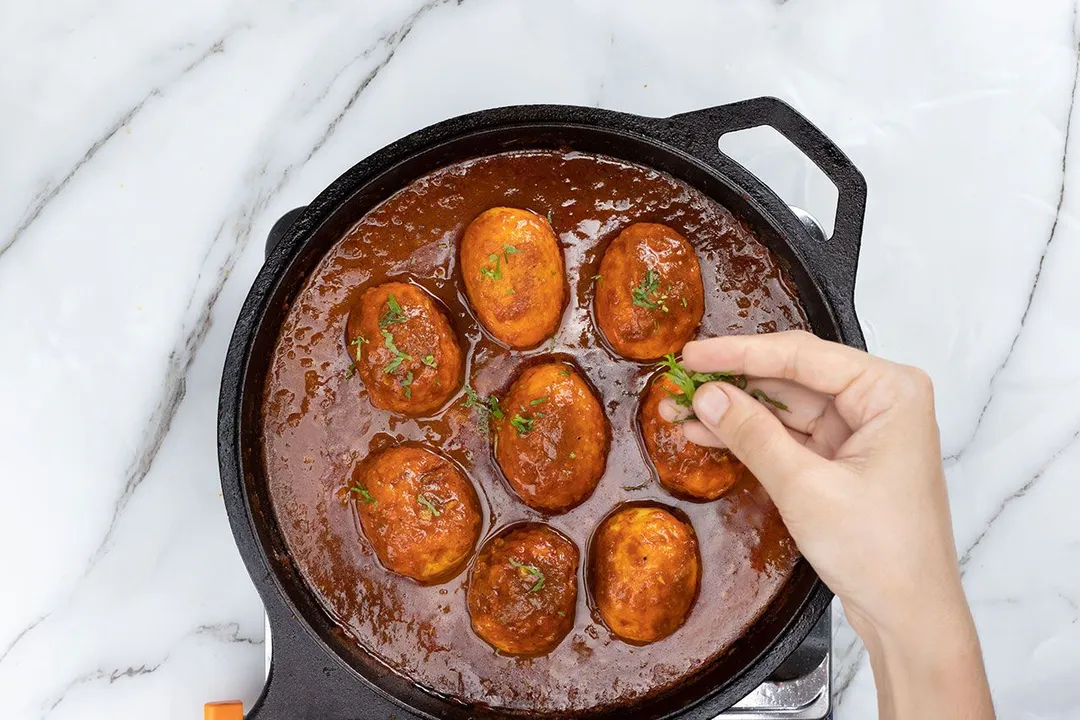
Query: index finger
681 330 886 397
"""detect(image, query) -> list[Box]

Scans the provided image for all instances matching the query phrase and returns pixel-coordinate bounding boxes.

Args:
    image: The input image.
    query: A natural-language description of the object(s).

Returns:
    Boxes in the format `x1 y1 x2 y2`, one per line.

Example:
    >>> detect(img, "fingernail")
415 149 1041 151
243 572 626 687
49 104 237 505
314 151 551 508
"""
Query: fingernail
658 398 692 423
657 399 680 422
694 384 730 425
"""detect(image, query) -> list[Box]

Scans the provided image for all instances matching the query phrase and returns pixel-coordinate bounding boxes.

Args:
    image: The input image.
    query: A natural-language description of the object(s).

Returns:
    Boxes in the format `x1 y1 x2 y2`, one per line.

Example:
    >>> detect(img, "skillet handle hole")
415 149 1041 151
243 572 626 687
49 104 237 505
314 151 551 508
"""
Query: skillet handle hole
718 126 839 239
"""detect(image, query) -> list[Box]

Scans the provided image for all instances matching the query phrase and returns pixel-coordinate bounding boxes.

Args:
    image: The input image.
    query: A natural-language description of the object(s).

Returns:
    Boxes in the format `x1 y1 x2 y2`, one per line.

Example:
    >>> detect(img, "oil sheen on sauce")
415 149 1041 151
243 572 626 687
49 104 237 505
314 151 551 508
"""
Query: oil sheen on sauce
260 150 806 713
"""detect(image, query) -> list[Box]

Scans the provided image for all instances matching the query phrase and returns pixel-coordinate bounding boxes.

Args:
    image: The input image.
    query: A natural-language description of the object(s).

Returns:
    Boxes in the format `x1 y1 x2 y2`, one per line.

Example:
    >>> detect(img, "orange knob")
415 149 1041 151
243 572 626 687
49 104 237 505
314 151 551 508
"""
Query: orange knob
204 701 244 720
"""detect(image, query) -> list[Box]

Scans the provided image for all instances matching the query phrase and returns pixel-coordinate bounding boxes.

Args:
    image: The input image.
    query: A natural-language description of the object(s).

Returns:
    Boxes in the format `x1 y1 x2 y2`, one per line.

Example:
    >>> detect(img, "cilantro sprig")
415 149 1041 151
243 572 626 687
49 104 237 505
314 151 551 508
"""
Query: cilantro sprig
659 353 788 413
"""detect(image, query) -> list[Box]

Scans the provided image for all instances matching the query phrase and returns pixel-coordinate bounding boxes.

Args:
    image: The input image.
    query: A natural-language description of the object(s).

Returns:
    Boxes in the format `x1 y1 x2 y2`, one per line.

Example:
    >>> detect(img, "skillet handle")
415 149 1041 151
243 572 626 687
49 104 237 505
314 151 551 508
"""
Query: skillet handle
265 207 308 262
666 97 867 348
241 601 415 720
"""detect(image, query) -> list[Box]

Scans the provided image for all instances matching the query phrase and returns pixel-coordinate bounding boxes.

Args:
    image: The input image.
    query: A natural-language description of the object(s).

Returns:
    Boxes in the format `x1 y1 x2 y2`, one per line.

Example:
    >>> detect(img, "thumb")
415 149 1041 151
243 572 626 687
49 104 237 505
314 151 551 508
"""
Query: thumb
692 382 826 502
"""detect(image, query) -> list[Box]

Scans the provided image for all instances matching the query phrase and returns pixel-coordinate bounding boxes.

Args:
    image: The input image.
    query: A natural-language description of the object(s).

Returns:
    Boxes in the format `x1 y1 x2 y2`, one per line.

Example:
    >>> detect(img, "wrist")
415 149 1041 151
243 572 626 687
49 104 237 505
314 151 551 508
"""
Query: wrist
848 598 994 720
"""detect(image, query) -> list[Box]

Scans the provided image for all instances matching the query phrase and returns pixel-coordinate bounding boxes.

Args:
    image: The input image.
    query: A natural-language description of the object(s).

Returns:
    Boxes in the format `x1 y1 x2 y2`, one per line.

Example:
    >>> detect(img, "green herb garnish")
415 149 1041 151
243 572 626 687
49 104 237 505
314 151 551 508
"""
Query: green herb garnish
463 385 483 409
505 288 516 295
569 452 576 459
558 368 571 377
509 558 545 592
659 354 788 413
379 294 407 328
400 371 414 399
632 269 669 312
381 329 412 374
351 485 377 504
681 297 688 308
503 244 519 261
510 414 534 436
422 355 437 368
417 494 441 516
350 335 368 361
345 361 357 378
480 253 502 281
751 388 789 411
463 385 504 429
591 274 602 284
622 482 650 491
529 397 548 406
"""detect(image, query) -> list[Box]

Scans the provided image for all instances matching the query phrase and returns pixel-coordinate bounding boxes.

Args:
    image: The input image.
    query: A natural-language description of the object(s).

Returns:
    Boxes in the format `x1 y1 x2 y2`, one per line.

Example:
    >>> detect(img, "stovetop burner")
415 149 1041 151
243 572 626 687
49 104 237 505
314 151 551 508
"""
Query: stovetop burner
259 205 833 719
724 611 830 718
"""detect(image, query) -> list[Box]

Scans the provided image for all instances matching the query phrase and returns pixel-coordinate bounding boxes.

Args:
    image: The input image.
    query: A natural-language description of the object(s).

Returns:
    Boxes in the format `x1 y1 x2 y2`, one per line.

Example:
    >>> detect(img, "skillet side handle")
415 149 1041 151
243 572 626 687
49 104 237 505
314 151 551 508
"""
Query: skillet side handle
667 97 868 348
241 601 412 720
265 207 308 262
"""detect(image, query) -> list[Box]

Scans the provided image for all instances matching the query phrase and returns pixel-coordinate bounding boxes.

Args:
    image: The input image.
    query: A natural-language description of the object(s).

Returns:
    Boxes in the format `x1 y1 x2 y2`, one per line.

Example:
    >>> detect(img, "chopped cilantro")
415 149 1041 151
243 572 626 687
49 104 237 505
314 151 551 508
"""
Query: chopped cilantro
350 335 368 361
422 354 437 368
509 558 545 592
379 294 407 328
381 329 412 374
510 414 534 436
751 388 790 411
463 385 504 429
480 253 502 281
529 397 548 406
417 494 441 516
632 269 669 312
400 371 414 399
351 485 377 504
487 396 504 420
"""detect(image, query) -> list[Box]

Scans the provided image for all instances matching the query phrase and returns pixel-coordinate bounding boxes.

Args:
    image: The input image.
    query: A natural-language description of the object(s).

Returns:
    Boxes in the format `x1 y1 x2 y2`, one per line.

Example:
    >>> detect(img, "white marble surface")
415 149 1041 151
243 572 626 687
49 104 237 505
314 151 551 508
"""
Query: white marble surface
2 0 1079 718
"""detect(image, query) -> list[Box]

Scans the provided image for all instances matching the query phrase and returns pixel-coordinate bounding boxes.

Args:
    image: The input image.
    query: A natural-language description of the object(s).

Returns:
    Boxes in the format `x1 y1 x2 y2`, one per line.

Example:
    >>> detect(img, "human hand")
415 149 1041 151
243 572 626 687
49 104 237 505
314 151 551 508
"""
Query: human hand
659 330 993 719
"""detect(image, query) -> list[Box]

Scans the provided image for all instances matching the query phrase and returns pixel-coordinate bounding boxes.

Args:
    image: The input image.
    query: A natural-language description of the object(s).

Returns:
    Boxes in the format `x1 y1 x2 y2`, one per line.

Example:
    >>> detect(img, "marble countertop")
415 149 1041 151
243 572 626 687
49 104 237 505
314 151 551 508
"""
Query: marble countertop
2 0 1079 718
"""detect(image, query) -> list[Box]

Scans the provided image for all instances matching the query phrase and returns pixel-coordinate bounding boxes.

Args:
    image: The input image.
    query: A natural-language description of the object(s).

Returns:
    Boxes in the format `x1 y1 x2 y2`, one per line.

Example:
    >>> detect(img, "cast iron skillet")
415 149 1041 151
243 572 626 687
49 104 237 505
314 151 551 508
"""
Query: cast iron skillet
219 97 867 719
